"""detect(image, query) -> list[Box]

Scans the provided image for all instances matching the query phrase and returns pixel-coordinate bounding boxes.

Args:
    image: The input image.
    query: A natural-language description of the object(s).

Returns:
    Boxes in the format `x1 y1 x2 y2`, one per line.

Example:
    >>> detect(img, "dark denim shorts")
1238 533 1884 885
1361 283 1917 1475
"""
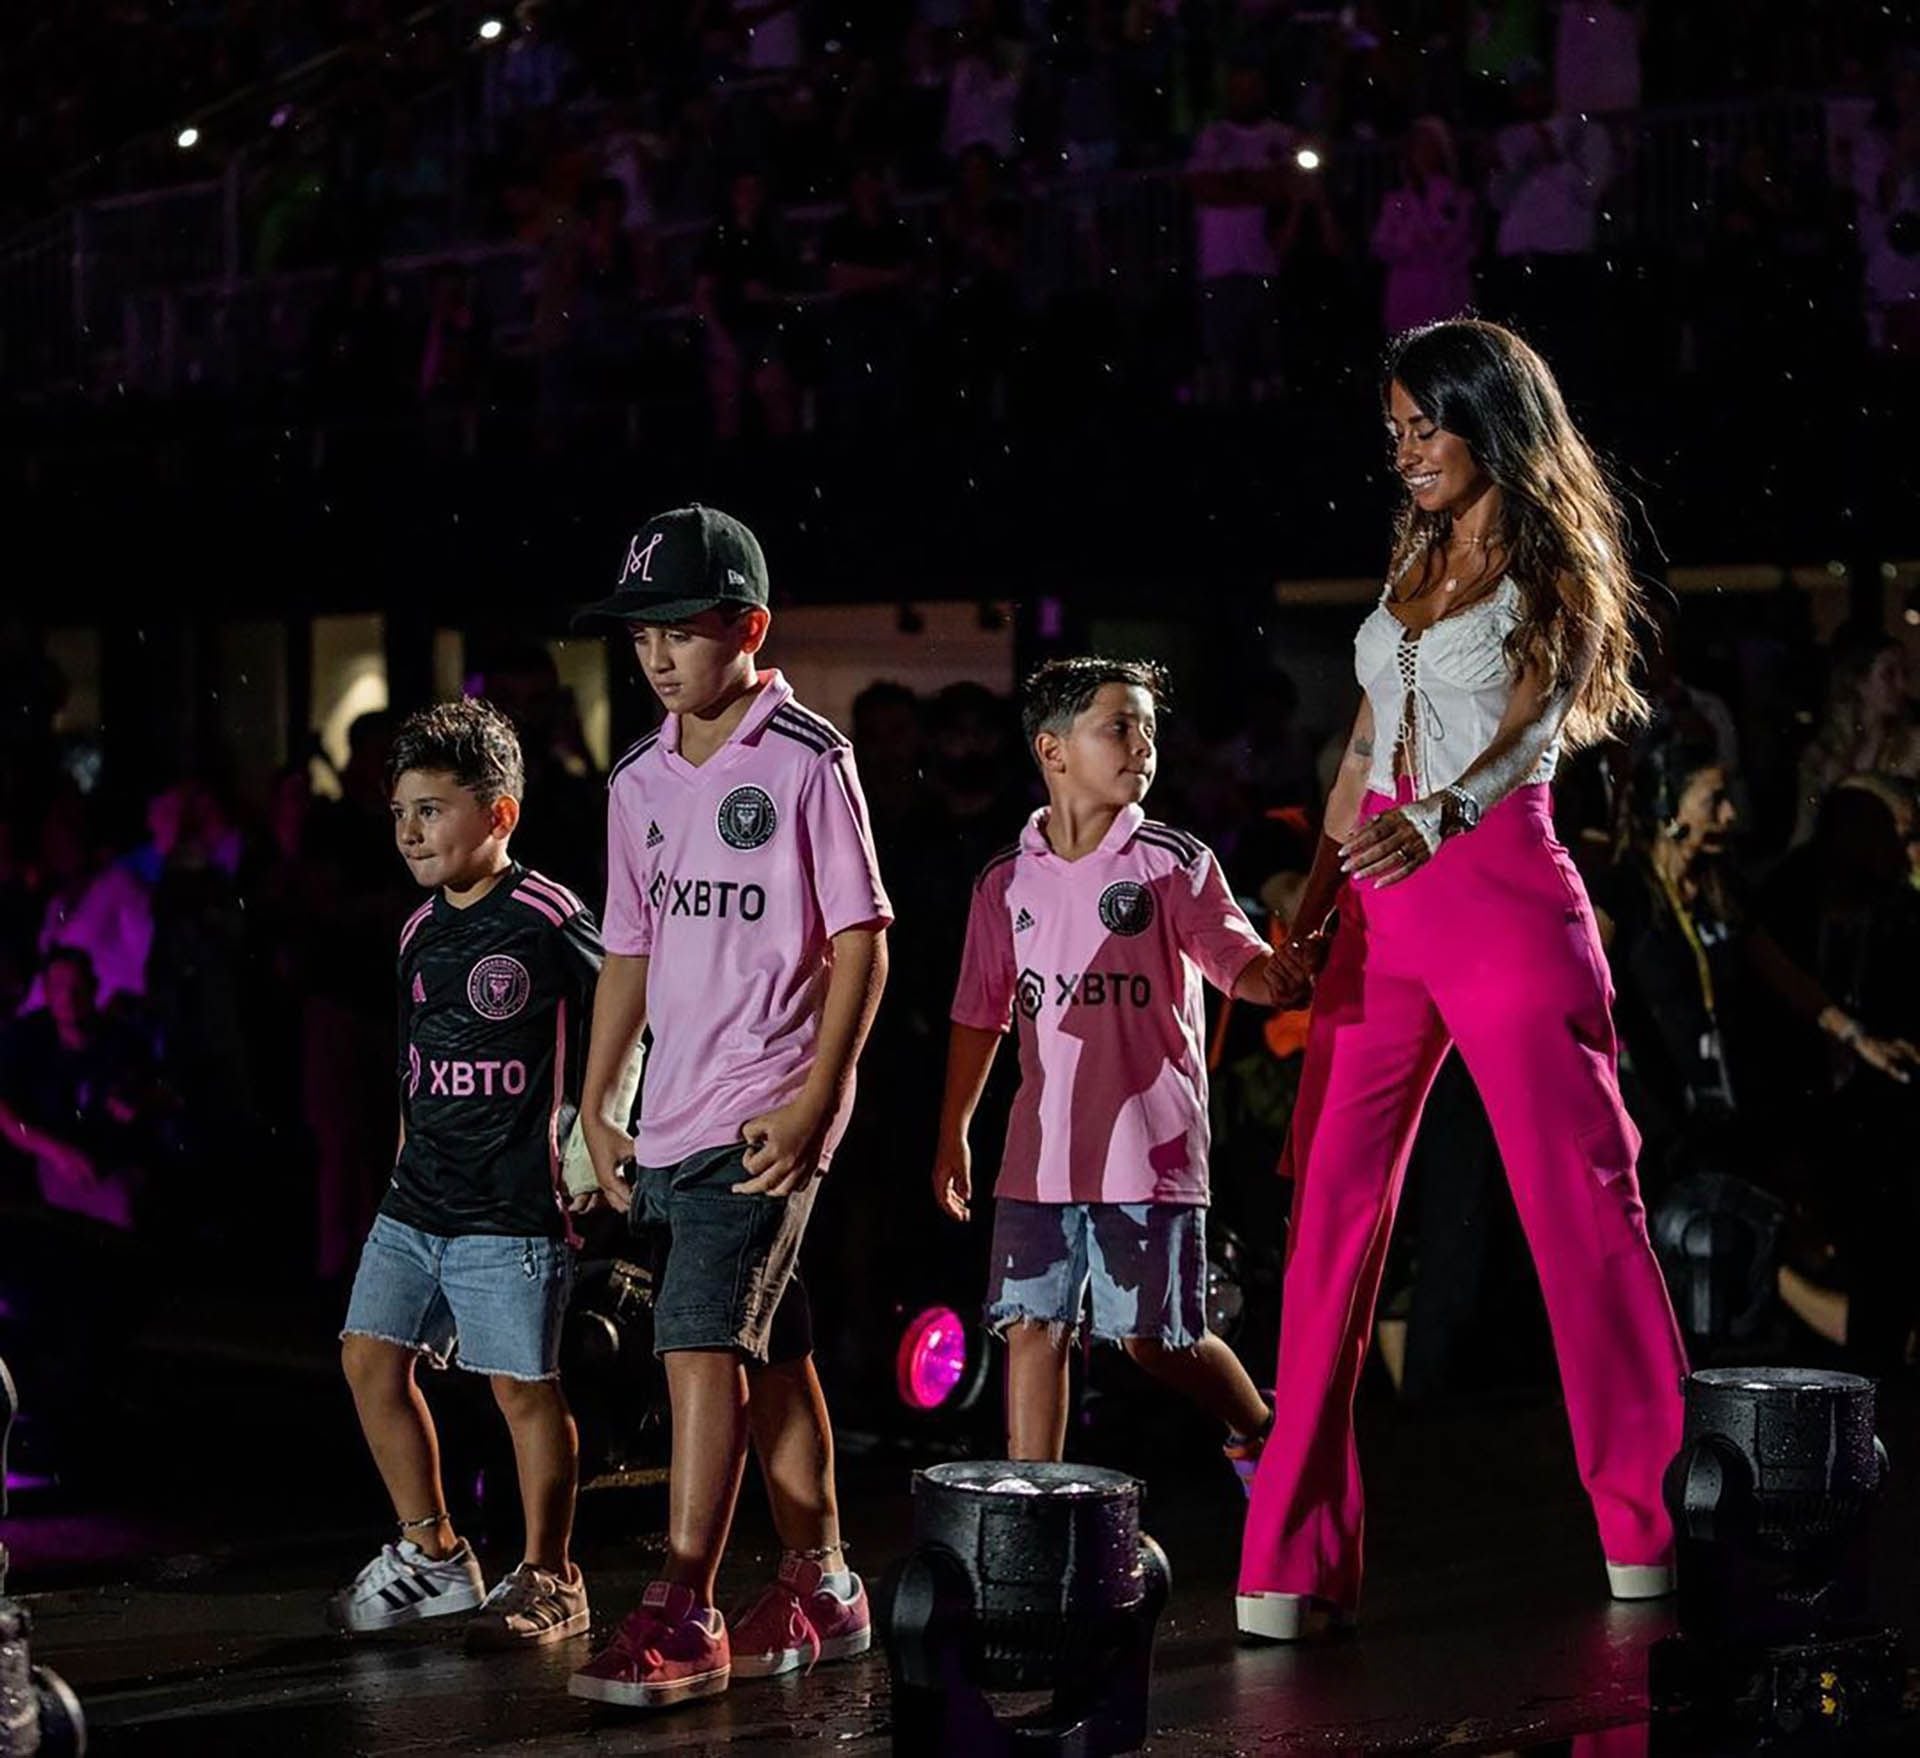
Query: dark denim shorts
629 1143 815 1363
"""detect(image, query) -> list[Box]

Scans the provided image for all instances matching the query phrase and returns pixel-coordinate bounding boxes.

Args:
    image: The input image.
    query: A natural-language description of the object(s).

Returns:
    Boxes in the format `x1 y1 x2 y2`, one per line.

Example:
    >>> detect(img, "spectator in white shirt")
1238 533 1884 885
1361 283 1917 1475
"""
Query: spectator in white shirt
1487 81 1613 390
1554 1 1643 118
734 0 805 73
1187 65 1294 402
944 26 1024 162
1371 117 1478 335
1850 75 1920 355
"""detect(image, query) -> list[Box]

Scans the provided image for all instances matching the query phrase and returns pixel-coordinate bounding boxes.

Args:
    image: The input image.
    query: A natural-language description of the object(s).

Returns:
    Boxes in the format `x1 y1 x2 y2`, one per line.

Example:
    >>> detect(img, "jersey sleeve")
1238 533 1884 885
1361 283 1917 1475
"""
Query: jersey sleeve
553 905 604 1110
1172 846 1269 995
798 746 894 938
950 868 1018 1033
601 776 654 957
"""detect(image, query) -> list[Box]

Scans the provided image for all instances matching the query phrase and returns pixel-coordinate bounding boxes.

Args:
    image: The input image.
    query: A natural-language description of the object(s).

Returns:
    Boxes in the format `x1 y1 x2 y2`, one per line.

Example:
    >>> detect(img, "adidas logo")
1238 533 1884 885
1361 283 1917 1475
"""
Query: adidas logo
1014 907 1035 933
646 820 665 849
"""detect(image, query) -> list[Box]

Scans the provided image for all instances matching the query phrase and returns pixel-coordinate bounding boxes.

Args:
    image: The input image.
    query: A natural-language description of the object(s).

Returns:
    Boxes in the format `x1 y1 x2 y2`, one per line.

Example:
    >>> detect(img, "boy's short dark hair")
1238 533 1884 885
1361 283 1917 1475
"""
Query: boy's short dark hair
1020 658 1170 753
385 697 526 806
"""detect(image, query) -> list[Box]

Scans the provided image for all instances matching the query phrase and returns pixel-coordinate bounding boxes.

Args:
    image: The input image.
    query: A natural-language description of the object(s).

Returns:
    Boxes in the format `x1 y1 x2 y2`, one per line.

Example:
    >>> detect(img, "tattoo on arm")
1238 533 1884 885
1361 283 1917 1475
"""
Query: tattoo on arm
1352 736 1374 759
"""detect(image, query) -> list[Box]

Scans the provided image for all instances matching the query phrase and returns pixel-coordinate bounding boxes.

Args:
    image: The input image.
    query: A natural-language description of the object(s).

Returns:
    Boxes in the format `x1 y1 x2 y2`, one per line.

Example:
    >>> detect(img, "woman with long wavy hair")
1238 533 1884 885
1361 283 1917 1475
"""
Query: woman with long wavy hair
1237 319 1689 1640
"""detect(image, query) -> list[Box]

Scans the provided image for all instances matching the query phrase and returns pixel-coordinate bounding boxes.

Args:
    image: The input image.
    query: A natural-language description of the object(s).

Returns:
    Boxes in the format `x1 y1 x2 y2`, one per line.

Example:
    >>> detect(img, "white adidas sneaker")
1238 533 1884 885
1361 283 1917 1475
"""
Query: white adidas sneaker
465 1562 591 1649
329 1539 486 1633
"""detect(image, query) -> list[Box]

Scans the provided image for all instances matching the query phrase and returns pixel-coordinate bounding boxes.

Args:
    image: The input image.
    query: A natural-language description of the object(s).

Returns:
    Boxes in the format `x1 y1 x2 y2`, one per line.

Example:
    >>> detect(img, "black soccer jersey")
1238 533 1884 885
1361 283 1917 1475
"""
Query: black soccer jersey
384 863 602 1239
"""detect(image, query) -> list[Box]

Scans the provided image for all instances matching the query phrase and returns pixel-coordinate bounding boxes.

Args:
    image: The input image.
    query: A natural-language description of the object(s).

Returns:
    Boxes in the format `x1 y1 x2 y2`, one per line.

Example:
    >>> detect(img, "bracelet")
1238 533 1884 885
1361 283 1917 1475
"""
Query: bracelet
398 1511 449 1531
1830 1013 1864 1048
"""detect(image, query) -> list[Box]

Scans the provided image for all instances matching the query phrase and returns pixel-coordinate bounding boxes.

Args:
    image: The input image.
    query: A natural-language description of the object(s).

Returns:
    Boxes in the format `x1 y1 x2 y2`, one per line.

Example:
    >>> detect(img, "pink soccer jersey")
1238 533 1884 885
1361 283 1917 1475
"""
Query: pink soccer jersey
603 671 893 1168
951 804 1268 1206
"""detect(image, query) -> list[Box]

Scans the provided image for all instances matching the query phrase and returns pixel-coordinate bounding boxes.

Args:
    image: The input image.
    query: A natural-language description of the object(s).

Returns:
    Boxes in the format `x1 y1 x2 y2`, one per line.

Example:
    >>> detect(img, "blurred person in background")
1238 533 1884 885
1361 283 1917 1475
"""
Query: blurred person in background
0 948 167 1230
1792 629 1920 845
1371 117 1478 336
1594 735 1916 1204
696 169 800 441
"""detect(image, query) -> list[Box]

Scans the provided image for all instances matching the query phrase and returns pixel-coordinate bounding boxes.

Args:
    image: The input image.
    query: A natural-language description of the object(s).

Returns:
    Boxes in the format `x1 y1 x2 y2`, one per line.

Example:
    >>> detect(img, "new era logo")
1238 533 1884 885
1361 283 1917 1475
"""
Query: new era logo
412 972 426 1005
1014 907 1035 933
727 567 748 586
646 820 665 849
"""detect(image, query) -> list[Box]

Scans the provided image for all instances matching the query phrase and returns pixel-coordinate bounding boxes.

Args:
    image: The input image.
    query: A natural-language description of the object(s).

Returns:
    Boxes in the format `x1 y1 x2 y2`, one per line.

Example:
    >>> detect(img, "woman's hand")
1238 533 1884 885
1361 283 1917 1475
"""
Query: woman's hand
1339 795 1447 888
1270 931 1330 1007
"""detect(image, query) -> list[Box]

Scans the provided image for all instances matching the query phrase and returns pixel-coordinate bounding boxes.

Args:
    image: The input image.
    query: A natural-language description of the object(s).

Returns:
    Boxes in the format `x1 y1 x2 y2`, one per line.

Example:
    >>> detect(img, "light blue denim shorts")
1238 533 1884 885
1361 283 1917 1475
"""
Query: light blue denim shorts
985 1198 1208 1348
342 1214 573 1382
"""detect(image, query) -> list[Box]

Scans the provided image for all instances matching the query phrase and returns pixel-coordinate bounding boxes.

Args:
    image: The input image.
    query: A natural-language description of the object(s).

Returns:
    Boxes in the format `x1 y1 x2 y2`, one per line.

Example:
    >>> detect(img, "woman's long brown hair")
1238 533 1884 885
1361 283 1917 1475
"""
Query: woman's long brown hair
1385 319 1647 749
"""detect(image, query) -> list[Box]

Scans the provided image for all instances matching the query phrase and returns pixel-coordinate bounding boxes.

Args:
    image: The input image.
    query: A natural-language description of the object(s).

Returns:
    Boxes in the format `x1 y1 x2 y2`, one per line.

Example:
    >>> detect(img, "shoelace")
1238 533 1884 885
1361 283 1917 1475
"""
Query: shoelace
354 1543 407 1592
610 1607 671 1661
487 1566 557 1614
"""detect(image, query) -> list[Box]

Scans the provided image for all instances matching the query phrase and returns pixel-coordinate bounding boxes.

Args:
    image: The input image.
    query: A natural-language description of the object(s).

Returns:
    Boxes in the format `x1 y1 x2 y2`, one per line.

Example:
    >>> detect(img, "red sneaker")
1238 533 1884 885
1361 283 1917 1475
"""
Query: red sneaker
567 1581 730 1709
729 1556 871 1680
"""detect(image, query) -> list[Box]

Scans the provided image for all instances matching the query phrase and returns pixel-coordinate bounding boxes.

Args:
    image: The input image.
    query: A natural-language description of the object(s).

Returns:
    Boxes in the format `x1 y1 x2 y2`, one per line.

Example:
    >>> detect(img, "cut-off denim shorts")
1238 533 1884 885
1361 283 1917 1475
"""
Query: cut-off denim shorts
985 1198 1208 1348
342 1213 572 1382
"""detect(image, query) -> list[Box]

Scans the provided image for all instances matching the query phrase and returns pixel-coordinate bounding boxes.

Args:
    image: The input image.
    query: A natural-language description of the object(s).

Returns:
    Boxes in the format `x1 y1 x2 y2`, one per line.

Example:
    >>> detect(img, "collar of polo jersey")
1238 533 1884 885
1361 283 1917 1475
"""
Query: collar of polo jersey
1022 802 1145 860
661 669 792 760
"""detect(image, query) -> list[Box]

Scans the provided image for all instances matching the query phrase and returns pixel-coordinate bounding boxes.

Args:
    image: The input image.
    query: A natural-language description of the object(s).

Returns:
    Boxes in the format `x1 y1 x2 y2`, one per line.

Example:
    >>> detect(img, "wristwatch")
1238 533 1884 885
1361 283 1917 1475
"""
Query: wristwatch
1440 783 1482 835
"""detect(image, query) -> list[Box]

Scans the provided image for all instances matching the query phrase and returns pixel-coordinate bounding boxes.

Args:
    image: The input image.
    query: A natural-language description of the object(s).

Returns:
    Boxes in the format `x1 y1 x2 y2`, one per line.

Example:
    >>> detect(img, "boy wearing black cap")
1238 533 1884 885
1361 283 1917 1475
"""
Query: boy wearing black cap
567 507 894 1710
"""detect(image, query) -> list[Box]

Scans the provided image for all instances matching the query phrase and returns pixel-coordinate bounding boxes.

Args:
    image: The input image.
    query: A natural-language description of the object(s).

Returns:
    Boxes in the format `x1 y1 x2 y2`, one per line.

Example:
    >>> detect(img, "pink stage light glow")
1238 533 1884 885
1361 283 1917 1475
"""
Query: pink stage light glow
896 1307 969 1411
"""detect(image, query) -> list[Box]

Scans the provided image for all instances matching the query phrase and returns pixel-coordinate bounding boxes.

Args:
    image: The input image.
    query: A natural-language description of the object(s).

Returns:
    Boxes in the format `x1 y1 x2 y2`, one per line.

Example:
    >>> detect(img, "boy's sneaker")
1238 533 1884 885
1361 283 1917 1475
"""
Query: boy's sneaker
1224 1396 1276 1499
568 1581 730 1709
466 1561 591 1649
328 1539 485 1633
730 1555 871 1679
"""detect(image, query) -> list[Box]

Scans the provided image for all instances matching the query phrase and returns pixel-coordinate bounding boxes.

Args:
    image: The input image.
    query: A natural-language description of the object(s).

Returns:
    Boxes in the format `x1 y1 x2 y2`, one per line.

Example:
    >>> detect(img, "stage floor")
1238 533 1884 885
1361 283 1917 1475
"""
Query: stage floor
22 1383 1919 1758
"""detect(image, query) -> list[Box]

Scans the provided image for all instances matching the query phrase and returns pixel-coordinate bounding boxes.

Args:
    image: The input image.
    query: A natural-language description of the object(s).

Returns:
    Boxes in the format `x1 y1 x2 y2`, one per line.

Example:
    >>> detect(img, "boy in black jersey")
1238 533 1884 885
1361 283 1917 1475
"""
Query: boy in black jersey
332 699 600 1649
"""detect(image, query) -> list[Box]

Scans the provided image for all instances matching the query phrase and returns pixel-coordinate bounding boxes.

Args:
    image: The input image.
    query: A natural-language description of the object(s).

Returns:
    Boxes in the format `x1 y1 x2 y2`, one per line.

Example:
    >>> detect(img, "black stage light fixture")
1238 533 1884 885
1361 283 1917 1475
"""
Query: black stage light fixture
883 1461 1169 1758
1651 1368 1900 1744
559 1249 667 1480
0 1356 86 1757
1651 1172 1785 1348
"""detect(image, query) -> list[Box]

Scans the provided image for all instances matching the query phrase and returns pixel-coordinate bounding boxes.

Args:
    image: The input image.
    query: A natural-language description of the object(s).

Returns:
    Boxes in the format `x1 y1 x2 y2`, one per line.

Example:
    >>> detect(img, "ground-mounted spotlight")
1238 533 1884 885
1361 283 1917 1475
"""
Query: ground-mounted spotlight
175 127 200 151
560 1251 667 1480
1294 146 1322 172
896 1306 986 1416
1651 1368 1900 1743
884 1461 1169 1757
478 17 505 40
0 1356 86 1757
1651 1172 1784 1349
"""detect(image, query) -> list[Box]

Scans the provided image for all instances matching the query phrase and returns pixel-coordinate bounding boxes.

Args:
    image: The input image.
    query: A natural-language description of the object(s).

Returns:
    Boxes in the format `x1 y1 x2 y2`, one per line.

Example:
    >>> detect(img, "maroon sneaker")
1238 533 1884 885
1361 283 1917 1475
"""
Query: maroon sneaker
729 1555 871 1680
567 1581 730 1709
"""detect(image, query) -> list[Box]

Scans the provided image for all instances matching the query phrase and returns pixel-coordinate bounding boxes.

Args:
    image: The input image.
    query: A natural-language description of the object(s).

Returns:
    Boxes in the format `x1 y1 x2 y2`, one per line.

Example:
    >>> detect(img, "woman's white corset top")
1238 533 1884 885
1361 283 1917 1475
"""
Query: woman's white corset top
1353 575 1561 797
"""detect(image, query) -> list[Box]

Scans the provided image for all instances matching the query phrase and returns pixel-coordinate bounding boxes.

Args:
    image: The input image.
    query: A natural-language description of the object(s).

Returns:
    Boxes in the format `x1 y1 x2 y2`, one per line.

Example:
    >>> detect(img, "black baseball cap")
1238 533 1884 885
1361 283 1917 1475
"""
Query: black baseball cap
572 504 770 629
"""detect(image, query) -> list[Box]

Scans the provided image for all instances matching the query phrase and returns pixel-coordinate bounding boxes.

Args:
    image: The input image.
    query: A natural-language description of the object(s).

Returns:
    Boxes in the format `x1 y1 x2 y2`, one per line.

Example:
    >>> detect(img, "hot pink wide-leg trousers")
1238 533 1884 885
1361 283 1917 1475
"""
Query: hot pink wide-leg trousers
1239 783 1688 1612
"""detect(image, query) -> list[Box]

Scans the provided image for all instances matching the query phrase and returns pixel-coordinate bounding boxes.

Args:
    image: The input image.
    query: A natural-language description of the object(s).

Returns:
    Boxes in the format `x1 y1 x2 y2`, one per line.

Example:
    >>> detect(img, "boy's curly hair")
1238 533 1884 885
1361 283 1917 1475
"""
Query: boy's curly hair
1019 657 1170 754
384 697 526 806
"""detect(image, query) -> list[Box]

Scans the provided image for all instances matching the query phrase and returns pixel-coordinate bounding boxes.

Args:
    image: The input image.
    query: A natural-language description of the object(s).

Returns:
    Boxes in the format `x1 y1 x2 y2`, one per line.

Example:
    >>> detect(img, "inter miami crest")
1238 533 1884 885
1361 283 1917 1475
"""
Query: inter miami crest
1016 969 1046 1020
1098 880 1155 938
467 954 532 1021
717 785 778 851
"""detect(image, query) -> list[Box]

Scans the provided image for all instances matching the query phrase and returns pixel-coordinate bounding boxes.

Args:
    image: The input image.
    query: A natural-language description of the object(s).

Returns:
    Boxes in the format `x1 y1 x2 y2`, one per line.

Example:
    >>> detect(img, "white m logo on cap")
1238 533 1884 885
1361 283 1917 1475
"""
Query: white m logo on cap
621 531 665 585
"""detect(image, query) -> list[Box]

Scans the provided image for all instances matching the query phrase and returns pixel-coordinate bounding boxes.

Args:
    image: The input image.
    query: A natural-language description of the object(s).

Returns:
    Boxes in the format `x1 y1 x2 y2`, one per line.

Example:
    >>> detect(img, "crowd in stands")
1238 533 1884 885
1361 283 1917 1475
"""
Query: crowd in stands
9 3 1920 439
